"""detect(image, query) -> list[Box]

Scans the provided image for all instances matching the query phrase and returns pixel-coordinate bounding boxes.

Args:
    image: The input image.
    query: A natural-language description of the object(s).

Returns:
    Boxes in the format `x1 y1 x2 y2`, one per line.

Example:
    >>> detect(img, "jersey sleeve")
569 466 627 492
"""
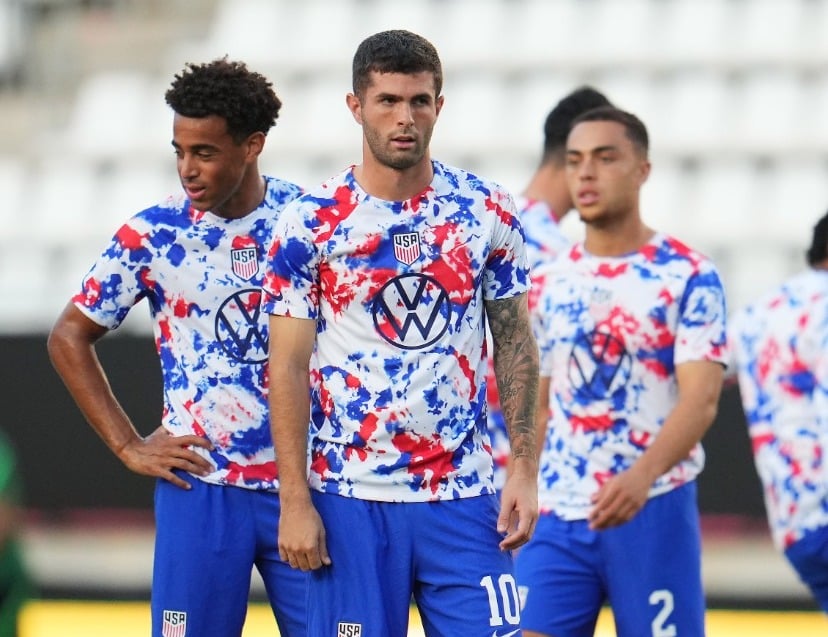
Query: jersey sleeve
261 200 320 320
675 260 729 367
482 188 530 301
71 218 154 330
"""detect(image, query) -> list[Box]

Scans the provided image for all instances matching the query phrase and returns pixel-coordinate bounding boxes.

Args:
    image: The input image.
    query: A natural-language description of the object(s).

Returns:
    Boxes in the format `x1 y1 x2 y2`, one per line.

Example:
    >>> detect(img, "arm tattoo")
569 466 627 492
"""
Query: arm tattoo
485 293 539 465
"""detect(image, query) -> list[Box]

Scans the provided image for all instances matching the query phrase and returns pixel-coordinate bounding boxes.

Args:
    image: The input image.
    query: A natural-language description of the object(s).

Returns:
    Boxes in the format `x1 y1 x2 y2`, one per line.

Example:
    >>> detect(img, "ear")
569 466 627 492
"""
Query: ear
637 158 651 186
346 93 362 125
246 131 266 161
435 94 444 118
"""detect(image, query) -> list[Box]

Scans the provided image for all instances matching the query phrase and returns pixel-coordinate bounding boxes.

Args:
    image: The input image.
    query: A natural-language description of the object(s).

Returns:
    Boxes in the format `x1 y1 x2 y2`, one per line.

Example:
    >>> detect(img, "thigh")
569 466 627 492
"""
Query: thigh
253 492 309 637
514 513 604 637
152 473 255 637
784 526 828 613
413 496 521 637
603 482 705 637
308 492 413 637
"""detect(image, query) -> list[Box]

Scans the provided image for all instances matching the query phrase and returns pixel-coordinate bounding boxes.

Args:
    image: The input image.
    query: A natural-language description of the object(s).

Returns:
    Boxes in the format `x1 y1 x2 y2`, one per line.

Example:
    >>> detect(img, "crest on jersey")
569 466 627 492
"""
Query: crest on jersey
393 232 421 265
231 247 259 281
162 610 187 637
337 622 362 637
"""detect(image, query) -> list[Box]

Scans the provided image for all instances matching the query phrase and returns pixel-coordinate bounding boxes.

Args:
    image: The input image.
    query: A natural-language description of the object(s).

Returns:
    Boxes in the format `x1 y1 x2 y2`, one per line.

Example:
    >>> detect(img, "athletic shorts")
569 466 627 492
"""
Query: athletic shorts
785 525 828 613
515 481 705 637
152 471 308 637
309 491 521 637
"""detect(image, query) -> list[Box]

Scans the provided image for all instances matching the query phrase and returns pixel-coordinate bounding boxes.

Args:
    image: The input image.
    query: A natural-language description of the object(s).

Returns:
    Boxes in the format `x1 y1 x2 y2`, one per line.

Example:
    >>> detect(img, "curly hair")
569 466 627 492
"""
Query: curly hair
806 210 828 266
352 30 442 98
164 57 281 143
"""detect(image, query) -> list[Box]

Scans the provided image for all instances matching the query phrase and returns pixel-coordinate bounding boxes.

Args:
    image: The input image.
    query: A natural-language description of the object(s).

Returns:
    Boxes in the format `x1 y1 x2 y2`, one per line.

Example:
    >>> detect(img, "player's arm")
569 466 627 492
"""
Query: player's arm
268 314 330 570
485 292 540 550
589 360 724 530
46 302 213 489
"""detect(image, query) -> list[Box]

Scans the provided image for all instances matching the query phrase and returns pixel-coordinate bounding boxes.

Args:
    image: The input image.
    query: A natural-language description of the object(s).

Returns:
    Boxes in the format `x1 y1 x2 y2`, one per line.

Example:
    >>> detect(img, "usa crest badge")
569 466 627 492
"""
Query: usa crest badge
337 621 362 637
162 610 187 637
393 232 421 265
231 247 259 281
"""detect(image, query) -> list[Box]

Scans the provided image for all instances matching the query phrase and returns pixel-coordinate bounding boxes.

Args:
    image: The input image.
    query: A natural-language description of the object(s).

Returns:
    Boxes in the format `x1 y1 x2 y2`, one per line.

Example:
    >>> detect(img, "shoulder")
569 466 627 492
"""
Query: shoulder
432 160 514 203
264 176 303 207
648 234 722 279
126 193 190 230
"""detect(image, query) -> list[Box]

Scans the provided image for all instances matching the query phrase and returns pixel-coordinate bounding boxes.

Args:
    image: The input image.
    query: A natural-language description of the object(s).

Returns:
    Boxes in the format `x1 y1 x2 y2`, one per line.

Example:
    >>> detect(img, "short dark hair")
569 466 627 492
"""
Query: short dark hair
164 57 282 143
543 86 612 164
570 105 649 155
806 211 828 266
352 30 442 98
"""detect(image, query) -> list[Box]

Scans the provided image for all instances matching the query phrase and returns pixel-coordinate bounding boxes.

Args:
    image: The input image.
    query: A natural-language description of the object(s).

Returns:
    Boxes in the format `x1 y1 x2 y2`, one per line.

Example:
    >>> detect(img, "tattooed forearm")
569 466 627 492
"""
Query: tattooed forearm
485 292 540 466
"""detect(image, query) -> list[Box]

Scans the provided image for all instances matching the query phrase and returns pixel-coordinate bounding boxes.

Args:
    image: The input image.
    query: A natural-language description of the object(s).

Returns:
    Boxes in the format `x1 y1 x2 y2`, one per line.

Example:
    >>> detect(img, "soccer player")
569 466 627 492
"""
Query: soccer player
487 86 612 497
46 59 307 637
262 29 539 637
516 106 728 637
728 210 828 614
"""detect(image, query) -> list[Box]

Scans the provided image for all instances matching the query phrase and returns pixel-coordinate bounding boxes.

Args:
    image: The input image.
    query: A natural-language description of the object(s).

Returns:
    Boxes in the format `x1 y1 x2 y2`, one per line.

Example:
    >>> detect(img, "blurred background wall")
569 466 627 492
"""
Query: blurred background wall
0 0 823 603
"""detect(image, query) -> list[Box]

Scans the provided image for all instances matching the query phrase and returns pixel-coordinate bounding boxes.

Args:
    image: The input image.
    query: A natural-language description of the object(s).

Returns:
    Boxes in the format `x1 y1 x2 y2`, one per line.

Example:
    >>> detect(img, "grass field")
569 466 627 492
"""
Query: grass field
17 600 827 636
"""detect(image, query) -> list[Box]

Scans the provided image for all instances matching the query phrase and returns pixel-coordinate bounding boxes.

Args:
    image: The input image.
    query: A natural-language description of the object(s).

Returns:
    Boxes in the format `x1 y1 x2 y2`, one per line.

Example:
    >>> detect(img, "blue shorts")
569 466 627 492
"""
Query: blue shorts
784 525 828 613
515 482 704 637
310 492 520 637
153 472 308 637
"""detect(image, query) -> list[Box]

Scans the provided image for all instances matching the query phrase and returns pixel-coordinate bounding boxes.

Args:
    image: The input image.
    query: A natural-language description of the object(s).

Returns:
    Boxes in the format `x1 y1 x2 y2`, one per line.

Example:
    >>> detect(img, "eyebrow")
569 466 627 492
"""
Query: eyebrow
566 144 619 156
171 141 220 152
375 91 433 102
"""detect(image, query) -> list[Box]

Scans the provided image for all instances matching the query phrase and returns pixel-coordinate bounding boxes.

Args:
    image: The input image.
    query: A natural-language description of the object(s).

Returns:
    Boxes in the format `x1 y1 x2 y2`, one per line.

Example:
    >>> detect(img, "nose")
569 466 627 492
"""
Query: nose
578 157 596 181
178 154 197 179
397 102 415 126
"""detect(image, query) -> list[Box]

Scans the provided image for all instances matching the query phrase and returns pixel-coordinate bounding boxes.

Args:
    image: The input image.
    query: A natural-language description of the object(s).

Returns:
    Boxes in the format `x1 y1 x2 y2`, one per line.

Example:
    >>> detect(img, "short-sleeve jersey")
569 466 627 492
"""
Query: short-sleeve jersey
261 161 529 502
486 197 571 490
728 269 828 549
531 233 728 518
72 176 303 492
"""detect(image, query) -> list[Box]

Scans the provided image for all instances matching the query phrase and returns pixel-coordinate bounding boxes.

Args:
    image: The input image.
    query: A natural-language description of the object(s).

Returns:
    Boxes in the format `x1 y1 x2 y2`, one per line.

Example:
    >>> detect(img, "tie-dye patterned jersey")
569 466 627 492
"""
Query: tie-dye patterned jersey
486 197 571 491
531 234 728 519
72 176 303 492
261 161 529 502
728 269 828 550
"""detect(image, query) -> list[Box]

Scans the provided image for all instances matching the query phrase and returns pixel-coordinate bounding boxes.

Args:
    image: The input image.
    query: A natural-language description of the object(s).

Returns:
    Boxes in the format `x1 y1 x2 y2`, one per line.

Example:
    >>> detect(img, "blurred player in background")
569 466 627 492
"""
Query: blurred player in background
487 86 612 497
46 59 307 637
263 29 539 637
728 210 828 614
516 106 728 637
0 428 33 637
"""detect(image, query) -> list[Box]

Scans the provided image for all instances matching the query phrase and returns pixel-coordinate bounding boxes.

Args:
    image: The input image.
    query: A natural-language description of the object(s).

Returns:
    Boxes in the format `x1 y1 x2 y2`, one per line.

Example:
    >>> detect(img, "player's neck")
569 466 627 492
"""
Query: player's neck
355 154 434 202
584 215 654 257
214 172 266 220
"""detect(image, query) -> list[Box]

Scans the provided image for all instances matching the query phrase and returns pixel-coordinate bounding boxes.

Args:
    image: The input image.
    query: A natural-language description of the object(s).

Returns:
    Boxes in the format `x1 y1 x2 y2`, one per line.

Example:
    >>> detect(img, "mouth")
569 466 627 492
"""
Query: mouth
184 184 207 200
391 135 416 150
576 189 599 206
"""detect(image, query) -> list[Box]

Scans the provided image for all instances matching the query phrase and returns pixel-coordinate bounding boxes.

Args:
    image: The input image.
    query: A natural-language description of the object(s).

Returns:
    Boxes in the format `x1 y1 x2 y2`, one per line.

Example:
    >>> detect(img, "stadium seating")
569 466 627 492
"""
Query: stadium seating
2 0 828 332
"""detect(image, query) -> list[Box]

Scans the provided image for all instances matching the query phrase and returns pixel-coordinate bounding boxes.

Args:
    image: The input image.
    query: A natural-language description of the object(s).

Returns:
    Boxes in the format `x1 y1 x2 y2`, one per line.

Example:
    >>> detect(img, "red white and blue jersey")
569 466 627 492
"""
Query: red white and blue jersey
728 269 828 550
486 197 571 490
72 176 303 492
261 161 529 502
531 234 728 518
